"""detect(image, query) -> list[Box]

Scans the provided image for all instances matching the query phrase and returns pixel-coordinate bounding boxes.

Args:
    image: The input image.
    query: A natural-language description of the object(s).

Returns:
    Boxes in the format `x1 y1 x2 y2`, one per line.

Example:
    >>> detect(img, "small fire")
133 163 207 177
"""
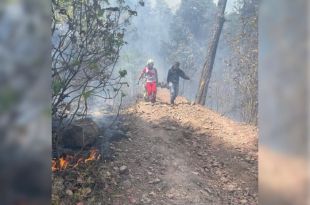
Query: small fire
85 148 100 163
59 156 68 170
52 149 100 172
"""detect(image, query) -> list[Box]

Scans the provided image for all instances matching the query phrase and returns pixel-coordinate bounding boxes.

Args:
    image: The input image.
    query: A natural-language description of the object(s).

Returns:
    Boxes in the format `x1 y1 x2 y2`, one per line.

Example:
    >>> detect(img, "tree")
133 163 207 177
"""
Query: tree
162 0 216 96
195 0 227 105
225 0 258 123
175 0 216 41
52 0 137 132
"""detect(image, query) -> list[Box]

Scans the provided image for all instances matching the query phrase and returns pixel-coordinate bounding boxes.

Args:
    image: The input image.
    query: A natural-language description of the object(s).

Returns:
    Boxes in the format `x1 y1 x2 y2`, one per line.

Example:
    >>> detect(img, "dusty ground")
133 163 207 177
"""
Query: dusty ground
109 88 257 205
52 88 258 205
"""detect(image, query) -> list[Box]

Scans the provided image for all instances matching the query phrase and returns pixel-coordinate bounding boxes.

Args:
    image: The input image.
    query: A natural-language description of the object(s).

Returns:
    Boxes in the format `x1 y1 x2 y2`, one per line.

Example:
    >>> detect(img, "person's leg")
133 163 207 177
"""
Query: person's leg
171 83 179 104
149 82 155 103
146 82 152 101
144 84 148 101
152 82 157 102
174 83 179 100
169 82 175 104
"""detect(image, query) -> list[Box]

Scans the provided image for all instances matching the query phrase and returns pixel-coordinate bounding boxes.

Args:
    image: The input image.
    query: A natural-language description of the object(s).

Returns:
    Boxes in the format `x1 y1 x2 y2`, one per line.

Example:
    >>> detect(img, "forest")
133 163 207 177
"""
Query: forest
52 0 258 126
51 0 258 204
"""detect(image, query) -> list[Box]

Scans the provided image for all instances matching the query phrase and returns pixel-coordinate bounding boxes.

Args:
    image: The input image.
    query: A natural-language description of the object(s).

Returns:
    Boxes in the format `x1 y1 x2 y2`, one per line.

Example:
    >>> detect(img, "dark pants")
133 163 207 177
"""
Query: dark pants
168 82 179 104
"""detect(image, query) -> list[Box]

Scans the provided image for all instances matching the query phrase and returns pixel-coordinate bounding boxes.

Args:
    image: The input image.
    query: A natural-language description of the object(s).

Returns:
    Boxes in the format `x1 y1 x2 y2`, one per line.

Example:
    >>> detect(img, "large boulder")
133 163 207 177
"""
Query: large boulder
62 118 100 148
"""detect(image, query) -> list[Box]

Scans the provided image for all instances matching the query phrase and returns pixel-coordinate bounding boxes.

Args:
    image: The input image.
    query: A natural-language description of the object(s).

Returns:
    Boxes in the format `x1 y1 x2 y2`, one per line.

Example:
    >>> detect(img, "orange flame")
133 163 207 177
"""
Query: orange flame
85 149 100 163
52 149 100 172
59 156 68 170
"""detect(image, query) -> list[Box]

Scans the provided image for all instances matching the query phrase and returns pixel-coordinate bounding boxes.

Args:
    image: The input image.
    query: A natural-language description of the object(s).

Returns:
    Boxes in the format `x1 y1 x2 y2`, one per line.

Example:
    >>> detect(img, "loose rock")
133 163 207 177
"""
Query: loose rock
148 178 161 184
141 194 151 204
119 165 128 174
65 189 73 196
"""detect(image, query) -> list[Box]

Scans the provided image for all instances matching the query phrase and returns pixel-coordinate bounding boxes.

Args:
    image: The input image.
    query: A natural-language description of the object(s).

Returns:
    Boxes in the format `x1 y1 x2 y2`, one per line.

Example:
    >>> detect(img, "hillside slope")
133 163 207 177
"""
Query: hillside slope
109 88 258 204
52 88 258 205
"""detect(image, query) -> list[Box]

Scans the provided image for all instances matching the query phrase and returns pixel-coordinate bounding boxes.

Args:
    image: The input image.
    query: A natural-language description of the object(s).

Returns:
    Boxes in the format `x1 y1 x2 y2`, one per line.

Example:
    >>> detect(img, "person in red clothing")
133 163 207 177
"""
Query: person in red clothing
138 59 158 103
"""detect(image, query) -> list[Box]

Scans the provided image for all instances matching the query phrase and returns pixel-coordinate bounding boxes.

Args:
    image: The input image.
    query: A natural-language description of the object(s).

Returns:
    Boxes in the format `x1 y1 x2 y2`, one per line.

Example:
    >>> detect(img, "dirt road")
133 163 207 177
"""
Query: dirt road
109 88 258 205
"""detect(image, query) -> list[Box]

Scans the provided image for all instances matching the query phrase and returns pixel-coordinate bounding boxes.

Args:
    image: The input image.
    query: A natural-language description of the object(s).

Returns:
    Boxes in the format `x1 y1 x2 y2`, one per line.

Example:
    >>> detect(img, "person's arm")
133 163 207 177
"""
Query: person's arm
138 67 146 81
178 69 190 80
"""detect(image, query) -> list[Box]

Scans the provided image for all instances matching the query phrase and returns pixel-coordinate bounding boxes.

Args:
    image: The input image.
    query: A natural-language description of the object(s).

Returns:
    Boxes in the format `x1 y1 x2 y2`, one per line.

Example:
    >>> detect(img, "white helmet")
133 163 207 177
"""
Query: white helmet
147 59 154 65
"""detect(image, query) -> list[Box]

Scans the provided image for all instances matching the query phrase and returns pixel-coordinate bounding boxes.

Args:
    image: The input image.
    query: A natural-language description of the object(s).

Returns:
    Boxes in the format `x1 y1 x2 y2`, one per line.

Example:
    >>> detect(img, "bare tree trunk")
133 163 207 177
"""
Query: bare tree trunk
195 0 227 105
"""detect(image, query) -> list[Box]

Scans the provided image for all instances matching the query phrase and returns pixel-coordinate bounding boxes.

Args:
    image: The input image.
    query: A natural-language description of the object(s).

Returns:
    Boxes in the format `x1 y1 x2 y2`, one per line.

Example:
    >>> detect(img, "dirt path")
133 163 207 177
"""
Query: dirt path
109 88 258 205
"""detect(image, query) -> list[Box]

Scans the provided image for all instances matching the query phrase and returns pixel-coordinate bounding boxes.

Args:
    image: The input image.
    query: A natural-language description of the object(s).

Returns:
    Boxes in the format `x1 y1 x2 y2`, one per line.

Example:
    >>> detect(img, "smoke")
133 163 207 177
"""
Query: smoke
116 0 175 102
118 0 243 123
154 0 181 13
0 0 51 204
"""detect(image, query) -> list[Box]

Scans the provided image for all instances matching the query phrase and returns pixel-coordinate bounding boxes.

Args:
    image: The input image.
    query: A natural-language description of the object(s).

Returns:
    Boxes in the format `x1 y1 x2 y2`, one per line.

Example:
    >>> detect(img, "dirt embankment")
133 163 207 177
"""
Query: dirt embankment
52 88 258 205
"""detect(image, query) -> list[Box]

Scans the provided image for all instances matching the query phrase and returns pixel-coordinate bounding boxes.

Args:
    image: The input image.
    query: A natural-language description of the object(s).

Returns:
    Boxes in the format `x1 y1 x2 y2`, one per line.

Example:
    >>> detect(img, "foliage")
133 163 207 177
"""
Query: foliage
162 0 216 81
225 0 258 124
52 0 137 129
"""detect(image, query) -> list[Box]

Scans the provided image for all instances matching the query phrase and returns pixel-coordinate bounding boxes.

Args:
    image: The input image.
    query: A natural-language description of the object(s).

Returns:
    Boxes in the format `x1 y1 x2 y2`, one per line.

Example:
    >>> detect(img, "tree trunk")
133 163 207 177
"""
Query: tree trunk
195 0 227 105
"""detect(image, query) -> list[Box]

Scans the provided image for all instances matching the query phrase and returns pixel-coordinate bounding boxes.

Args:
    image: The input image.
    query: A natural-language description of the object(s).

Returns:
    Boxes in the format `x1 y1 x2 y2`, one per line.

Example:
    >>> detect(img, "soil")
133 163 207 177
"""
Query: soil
52 88 258 205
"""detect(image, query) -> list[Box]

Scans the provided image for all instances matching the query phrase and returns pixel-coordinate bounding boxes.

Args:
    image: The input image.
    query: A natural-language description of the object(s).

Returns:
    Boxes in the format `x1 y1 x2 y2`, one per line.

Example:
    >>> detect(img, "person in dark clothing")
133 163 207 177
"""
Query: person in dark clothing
167 62 190 104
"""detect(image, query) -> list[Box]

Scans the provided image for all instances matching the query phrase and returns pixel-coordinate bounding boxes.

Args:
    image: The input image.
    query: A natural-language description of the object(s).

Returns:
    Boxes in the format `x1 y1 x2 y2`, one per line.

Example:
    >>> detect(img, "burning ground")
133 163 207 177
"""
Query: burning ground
52 88 258 205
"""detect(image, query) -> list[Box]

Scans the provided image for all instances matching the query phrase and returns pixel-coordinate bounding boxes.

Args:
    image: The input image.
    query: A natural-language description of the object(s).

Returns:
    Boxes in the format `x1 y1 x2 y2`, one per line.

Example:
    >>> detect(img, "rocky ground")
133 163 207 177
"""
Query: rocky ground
52 88 258 205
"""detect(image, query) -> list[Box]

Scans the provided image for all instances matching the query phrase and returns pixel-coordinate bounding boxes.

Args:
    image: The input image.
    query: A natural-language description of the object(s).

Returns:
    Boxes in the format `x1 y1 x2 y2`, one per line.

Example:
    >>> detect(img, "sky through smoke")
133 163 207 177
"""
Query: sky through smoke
149 0 238 13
